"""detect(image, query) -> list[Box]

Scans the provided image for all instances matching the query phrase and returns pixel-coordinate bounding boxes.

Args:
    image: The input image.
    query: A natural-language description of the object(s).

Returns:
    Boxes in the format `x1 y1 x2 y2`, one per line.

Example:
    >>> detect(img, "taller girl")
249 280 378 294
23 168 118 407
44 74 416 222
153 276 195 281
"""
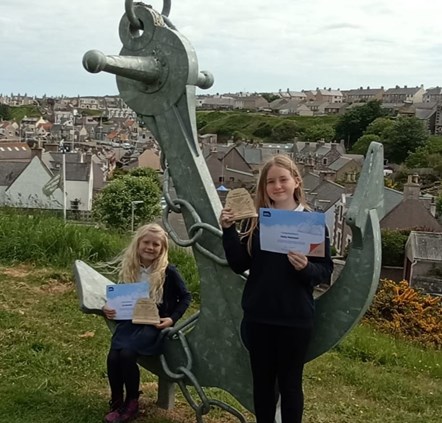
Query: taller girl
220 155 333 423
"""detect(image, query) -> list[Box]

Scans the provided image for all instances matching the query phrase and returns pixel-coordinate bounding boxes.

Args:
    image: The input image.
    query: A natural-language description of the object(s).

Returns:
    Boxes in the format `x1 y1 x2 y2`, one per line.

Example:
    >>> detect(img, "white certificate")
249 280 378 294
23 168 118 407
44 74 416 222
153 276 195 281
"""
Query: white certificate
259 208 325 257
106 282 149 320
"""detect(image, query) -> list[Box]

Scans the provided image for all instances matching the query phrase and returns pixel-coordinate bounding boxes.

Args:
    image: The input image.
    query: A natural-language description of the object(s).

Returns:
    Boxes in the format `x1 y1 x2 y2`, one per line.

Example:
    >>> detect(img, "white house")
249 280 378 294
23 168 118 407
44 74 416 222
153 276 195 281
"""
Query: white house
5 156 63 209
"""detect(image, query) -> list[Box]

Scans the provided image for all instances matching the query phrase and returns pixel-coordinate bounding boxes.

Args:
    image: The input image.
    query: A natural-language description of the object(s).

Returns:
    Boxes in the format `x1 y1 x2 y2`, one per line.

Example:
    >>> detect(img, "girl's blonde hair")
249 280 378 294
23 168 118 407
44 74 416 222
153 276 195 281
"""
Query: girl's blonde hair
118 223 169 304
242 154 309 253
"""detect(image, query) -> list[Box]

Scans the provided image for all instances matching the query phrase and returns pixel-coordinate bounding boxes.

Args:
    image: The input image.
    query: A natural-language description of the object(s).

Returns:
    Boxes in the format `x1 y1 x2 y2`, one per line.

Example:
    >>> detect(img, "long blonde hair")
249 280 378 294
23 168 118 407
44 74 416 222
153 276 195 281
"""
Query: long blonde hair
242 154 309 253
118 223 169 304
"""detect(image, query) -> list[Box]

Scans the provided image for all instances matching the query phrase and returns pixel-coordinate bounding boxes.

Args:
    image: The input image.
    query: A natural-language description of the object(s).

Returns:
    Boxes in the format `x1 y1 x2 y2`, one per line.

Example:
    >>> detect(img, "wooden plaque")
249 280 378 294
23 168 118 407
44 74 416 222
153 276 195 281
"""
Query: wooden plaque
225 188 258 220
132 298 161 325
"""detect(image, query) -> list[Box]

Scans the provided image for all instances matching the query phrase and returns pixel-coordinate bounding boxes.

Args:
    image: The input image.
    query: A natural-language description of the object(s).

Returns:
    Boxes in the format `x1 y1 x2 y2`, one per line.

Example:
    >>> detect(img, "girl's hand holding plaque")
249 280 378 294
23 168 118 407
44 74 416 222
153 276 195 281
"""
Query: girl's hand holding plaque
225 188 258 221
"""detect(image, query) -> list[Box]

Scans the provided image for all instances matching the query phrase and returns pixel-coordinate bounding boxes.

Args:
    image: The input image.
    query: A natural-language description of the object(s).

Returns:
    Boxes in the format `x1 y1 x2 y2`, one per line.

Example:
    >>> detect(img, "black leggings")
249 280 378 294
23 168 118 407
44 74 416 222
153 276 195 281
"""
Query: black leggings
241 320 312 423
107 349 140 401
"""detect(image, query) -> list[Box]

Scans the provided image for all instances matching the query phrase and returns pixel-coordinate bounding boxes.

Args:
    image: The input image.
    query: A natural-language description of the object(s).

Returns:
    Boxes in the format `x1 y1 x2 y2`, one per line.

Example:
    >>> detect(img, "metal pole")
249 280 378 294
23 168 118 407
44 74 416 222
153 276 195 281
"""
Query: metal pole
131 202 135 232
62 149 67 221
131 200 144 232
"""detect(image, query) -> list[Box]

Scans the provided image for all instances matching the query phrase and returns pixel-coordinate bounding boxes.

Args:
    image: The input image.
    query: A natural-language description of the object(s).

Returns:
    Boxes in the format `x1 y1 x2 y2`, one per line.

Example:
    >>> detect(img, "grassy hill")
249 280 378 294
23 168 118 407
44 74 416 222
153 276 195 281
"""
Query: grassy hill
9 105 42 121
197 111 339 142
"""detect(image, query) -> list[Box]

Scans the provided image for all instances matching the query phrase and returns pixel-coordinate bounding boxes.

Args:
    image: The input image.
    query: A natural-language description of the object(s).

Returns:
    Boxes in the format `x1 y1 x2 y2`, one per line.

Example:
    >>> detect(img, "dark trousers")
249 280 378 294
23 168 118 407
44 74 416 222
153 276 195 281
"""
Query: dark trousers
241 320 312 423
107 348 140 401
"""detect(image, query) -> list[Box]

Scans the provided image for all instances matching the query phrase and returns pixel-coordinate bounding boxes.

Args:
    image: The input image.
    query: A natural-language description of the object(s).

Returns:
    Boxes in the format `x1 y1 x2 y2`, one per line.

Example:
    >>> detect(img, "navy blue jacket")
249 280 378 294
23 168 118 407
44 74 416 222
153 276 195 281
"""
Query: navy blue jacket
222 223 333 328
158 265 192 324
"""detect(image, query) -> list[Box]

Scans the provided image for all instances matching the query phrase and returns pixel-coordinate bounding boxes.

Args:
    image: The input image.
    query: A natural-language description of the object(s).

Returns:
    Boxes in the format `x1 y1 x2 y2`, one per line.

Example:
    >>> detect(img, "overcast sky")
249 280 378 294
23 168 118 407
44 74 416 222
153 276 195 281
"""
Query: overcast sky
1 0 442 97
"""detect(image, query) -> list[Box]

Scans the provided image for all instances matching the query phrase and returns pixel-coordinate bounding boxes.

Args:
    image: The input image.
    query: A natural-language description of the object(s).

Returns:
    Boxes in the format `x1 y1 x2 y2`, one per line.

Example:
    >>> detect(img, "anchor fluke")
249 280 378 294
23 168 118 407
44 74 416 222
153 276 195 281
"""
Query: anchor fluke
82 49 161 84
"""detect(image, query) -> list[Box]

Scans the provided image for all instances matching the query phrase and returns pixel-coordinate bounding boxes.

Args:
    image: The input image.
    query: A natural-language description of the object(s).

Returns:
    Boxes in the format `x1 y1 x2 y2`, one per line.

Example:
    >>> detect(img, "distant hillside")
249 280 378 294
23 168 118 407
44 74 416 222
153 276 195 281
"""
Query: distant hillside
9 105 41 121
197 111 339 142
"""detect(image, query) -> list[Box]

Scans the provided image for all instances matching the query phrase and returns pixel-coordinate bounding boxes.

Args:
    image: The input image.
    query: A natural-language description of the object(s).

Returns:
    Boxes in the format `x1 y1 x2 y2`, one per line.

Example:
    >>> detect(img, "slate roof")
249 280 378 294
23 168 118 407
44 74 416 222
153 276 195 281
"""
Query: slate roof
383 187 403 215
65 162 91 181
380 199 442 231
424 87 442 95
307 180 345 211
328 156 352 171
0 142 31 161
302 172 320 191
0 161 28 186
343 88 384 96
44 152 91 181
384 87 422 95
415 108 436 120
342 154 364 165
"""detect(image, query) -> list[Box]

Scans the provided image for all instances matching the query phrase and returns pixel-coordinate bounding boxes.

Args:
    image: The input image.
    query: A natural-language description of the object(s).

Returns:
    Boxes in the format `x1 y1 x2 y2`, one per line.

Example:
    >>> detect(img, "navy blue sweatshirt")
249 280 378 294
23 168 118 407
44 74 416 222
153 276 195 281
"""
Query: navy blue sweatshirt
158 265 192 324
222 223 333 328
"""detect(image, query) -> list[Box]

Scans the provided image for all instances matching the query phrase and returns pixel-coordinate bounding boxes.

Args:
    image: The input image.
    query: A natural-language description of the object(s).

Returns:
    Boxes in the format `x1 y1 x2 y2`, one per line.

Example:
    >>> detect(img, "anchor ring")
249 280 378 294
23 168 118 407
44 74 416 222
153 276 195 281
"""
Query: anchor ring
125 0 171 30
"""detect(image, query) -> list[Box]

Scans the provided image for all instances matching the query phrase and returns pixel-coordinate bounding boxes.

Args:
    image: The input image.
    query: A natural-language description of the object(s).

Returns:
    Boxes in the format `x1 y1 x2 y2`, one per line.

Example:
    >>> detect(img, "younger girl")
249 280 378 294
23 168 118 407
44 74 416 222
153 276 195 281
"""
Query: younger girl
220 155 333 423
102 223 191 423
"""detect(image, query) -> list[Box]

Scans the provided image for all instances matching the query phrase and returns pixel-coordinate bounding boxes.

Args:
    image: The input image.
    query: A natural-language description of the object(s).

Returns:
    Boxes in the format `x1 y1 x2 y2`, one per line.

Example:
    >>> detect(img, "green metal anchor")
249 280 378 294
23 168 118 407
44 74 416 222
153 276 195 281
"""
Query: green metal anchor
75 1 385 421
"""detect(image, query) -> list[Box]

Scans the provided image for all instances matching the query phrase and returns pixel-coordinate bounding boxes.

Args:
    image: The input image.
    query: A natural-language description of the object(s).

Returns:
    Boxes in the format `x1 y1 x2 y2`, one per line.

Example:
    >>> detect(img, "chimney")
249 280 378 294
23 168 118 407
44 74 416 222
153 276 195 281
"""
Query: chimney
403 174 420 200
31 147 43 160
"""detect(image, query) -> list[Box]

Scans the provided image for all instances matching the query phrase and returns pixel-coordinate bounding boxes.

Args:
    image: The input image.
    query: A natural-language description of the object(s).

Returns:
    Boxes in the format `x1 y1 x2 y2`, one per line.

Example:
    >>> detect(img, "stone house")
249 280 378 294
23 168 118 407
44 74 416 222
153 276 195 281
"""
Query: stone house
315 89 344 103
327 156 362 183
380 175 442 232
278 100 313 116
423 87 442 103
382 85 425 104
233 95 269 111
275 89 307 101
404 231 442 295
341 87 384 103
205 146 255 189
323 102 348 115
0 122 19 140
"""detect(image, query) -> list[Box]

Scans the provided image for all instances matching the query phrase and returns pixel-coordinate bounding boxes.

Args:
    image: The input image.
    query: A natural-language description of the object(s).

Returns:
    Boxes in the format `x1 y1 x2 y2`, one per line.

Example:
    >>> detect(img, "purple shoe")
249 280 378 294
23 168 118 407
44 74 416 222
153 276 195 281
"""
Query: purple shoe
104 398 124 423
118 398 139 422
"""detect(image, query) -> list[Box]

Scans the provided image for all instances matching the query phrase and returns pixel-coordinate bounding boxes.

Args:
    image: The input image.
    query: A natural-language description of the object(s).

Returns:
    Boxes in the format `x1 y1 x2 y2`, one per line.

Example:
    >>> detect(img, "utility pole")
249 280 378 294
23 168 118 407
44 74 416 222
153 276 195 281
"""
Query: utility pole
60 140 67 221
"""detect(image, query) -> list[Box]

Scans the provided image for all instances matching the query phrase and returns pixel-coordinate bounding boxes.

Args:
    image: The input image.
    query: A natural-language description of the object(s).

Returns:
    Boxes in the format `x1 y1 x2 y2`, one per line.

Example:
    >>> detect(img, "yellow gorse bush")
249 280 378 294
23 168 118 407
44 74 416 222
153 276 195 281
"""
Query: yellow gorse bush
365 279 442 349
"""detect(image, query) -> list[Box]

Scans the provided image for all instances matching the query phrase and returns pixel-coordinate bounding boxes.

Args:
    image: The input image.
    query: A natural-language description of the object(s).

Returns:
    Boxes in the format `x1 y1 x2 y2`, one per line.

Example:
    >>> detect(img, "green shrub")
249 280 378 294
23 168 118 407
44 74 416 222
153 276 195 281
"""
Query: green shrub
169 246 200 302
381 229 410 266
365 279 442 348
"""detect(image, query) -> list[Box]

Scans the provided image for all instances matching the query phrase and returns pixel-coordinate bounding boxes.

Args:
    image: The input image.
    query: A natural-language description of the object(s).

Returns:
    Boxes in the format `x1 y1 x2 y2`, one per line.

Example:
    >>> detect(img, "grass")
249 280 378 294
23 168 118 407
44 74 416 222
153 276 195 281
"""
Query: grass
0 264 440 423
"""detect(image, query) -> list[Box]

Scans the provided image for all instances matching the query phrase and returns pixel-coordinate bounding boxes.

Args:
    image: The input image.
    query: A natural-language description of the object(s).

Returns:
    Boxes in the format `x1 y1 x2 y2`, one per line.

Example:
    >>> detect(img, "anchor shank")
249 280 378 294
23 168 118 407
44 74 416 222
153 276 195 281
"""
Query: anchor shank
83 49 161 84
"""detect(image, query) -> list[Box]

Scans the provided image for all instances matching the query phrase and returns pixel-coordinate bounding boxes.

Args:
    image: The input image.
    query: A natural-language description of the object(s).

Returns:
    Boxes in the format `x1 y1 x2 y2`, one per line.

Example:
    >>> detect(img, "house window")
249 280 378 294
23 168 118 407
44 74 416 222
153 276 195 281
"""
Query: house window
219 176 224 182
229 177 235 182
322 158 328 165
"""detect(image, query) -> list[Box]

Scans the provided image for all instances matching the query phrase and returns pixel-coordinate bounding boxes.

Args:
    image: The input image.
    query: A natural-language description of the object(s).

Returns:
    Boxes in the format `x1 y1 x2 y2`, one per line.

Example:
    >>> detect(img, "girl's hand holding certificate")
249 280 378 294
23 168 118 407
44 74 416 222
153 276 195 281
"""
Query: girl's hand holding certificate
287 251 308 271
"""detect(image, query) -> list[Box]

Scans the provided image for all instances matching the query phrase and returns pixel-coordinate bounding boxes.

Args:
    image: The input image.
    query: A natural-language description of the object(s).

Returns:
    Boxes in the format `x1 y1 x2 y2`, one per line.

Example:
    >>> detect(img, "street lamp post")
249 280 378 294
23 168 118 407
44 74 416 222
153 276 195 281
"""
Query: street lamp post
131 200 144 232
59 140 67 221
